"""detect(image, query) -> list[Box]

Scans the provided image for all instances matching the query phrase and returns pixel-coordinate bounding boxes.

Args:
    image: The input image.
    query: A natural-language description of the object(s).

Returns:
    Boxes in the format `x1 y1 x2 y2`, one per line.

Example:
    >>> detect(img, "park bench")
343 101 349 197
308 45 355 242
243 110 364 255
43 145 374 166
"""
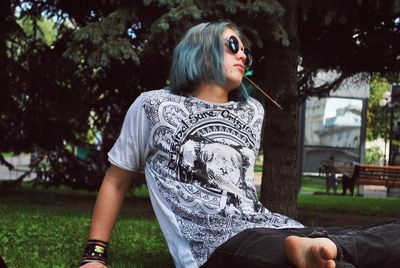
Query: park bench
320 161 354 194
320 162 400 196
348 164 400 196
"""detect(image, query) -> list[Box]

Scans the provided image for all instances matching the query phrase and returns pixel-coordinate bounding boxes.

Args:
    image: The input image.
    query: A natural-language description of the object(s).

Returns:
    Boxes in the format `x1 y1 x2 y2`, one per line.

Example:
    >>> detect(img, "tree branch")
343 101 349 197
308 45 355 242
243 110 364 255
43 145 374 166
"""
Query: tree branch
298 70 351 102
0 154 14 170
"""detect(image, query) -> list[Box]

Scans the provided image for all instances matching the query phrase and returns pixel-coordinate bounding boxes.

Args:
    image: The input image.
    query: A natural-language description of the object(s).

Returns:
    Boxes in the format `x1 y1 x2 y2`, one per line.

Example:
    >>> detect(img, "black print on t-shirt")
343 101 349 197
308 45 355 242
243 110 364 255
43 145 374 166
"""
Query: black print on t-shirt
178 134 255 209
140 90 303 267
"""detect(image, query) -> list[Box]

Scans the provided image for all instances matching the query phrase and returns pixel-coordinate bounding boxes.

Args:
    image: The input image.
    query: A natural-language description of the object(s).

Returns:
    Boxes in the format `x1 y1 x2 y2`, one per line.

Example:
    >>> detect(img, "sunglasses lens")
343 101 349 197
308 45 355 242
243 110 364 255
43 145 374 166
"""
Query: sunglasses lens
244 48 253 67
228 36 239 54
227 36 253 67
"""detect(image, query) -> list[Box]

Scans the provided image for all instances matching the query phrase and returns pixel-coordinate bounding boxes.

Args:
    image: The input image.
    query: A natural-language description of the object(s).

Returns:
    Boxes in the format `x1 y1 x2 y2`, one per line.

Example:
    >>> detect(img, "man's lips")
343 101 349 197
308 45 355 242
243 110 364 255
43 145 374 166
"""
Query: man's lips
234 64 245 72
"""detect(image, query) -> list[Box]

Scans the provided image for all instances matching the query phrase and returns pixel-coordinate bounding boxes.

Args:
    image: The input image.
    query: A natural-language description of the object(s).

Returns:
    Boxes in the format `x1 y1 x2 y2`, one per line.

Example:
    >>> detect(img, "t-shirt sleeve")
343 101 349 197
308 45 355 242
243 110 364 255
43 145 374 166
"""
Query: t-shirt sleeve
250 97 265 157
108 94 150 172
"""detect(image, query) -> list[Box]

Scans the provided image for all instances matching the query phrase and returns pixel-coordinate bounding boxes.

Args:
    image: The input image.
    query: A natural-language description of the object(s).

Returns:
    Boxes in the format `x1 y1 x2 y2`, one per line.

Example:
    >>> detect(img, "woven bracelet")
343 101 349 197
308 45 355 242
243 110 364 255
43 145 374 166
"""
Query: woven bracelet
79 239 109 266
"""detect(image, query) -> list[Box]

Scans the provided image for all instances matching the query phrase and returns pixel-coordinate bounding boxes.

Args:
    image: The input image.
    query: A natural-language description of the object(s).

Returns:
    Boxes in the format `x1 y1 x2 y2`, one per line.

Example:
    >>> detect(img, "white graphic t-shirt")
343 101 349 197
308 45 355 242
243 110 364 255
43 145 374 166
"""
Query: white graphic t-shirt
108 89 303 268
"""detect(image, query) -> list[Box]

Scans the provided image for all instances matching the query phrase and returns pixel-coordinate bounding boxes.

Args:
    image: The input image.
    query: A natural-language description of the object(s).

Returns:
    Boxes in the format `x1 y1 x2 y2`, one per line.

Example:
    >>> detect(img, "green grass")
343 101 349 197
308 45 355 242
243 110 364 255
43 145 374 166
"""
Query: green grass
298 176 400 216
300 176 326 193
0 206 92 267
1 180 399 267
0 206 173 267
297 195 400 217
0 187 173 268
254 165 263 173
253 166 262 172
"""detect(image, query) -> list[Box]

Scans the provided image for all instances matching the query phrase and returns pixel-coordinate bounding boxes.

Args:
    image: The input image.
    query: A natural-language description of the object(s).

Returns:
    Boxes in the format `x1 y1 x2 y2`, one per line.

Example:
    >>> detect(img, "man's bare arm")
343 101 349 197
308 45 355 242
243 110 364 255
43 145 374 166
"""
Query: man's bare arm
80 164 135 267
88 164 135 241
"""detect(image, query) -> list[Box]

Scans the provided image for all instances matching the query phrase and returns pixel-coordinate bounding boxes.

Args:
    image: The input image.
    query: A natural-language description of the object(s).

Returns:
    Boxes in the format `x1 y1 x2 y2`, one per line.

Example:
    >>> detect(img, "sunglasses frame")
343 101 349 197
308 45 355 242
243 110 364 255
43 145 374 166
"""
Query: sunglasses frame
225 35 283 110
225 35 253 67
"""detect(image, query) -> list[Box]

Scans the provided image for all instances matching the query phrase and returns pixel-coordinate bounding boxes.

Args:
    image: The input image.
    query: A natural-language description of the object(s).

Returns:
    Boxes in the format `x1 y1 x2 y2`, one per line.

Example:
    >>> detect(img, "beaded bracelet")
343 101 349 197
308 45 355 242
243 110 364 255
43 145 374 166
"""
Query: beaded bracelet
79 239 109 266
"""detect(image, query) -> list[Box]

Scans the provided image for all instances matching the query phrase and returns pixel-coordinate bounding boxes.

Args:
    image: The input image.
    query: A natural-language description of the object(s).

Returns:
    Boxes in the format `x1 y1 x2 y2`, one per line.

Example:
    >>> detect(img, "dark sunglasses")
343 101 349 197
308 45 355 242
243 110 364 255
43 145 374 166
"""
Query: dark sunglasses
225 35 253 67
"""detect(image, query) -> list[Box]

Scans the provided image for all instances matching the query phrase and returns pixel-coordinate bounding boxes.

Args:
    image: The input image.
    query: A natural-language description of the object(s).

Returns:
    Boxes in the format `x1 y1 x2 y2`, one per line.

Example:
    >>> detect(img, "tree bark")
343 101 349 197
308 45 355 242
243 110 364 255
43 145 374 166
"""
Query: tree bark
0 0 9 109
259 0 300 218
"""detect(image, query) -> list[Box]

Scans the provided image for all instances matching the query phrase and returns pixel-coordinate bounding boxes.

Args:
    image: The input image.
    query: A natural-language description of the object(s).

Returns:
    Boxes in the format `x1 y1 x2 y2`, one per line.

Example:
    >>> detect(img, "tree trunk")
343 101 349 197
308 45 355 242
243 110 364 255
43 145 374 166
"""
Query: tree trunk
0 0 9 108
260 0 300 218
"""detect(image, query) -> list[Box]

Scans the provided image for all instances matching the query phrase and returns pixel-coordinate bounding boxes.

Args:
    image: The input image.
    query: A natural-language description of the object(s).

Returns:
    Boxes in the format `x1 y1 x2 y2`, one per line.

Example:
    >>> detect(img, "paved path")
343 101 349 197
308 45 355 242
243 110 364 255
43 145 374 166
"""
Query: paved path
254 171 262 191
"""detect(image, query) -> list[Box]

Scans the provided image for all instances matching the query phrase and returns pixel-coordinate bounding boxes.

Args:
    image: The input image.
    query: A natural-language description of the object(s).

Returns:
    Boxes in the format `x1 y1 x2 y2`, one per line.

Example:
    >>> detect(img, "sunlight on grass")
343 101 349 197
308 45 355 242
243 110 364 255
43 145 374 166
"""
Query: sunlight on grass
297 195 400 217
298 176 400 216
0 204 173 267
0 206 90 267
300 176 325 193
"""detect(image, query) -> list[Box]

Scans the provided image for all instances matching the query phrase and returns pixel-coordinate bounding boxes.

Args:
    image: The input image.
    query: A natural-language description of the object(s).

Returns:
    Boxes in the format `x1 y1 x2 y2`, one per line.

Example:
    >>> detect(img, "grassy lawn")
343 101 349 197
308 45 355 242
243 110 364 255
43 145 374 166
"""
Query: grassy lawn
0 206 172 267
300 176 326 193
299 176 400 215
0 186 173 268
298 194 400 217
1 181 399 267
297 176 400 226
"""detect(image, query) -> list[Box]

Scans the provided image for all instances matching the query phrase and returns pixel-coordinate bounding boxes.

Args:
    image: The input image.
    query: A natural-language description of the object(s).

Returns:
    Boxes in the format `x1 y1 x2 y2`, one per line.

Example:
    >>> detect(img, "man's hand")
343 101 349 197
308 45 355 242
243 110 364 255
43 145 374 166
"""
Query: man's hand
79 262 107 268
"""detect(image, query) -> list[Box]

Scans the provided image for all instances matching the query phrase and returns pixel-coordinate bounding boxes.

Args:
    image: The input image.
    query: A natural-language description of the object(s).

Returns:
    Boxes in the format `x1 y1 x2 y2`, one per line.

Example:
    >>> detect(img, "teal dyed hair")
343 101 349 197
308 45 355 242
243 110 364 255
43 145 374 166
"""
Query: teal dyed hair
169 21 248 101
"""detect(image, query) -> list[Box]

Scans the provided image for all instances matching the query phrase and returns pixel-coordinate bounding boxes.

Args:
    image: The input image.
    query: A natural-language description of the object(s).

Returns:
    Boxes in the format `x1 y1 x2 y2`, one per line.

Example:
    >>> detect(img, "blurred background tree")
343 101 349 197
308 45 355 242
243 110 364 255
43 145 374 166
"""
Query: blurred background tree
1 0 399 216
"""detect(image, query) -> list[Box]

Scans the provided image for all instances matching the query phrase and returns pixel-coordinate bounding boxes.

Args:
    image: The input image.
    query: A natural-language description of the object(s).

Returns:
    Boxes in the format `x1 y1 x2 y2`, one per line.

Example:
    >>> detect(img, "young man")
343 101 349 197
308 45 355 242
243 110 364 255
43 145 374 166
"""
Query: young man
79 21 400 268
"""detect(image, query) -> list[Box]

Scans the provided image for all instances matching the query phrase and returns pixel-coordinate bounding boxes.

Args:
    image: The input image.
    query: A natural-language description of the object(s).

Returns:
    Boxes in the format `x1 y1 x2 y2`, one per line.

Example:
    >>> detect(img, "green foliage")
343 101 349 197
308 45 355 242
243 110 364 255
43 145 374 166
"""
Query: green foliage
245 0 285 16
2 0 400 197
365 145 383 165
367 74 391 140
1 0 290 190
298 0 400 97
64 9 140 67
149 2 203 36
17 16 57 46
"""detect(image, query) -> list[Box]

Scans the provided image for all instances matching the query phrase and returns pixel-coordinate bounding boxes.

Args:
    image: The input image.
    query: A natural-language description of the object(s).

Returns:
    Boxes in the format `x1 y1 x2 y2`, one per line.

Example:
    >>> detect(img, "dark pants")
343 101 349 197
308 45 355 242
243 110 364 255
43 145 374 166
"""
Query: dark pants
202 220 400 268
0 255 7 268
342 175 354 196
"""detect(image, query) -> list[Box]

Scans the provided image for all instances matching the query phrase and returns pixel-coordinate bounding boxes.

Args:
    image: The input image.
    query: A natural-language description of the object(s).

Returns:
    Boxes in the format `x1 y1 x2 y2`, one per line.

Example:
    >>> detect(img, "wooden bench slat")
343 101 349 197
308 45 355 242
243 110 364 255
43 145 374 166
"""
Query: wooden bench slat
322 163 400 196
344 164 400 196
358 174 397 179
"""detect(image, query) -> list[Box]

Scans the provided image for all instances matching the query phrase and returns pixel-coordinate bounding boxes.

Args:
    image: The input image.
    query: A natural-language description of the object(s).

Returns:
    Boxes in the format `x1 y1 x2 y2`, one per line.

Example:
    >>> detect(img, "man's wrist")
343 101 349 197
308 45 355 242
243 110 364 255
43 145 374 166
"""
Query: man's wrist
79 239 109 266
